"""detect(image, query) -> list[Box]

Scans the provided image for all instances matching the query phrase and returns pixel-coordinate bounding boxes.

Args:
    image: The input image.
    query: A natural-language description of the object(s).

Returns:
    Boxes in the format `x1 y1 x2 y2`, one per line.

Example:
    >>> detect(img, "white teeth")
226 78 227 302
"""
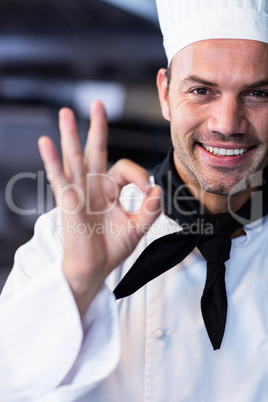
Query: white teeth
202 144 247 156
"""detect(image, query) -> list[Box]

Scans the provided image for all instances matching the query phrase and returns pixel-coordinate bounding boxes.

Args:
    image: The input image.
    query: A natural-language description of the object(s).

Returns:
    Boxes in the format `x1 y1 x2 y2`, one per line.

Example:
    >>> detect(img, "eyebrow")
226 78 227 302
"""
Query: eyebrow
182 75 218 87
182 75 268 89
248 79 268 88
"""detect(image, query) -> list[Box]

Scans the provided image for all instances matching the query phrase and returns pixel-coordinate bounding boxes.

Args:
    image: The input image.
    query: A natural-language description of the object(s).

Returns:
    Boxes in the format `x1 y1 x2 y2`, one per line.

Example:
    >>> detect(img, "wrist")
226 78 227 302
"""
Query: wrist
62 258 106 317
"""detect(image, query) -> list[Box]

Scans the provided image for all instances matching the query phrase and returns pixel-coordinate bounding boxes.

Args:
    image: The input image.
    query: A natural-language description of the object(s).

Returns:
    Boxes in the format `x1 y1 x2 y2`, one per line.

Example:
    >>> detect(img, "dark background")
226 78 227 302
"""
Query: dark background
0 0 171 289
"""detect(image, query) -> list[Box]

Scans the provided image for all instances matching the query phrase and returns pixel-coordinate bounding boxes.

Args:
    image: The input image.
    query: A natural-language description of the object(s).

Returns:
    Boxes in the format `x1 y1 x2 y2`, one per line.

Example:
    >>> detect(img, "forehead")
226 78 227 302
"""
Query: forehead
172 39 268 85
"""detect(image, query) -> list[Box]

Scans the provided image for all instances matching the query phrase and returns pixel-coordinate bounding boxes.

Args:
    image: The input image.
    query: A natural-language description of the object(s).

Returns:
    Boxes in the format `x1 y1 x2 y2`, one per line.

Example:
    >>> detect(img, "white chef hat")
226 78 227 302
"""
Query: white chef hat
156 0 268 64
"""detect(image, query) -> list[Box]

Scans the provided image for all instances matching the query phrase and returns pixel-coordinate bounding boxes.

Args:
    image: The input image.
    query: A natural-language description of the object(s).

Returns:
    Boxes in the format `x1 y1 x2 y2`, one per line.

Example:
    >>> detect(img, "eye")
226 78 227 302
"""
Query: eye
249 90 268 97
245 90 268 105
192 88 210 95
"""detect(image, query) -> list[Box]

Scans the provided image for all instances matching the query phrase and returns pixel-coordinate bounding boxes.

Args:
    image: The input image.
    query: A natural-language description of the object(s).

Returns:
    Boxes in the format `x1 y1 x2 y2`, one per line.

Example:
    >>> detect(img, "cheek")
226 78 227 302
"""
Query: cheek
170 102 208 137
249 110 268 142
258 115 268 138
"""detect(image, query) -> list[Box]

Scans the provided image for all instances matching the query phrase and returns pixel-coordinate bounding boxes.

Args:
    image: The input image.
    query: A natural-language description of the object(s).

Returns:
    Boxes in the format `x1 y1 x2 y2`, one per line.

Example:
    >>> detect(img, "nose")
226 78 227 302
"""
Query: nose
207 96 249 136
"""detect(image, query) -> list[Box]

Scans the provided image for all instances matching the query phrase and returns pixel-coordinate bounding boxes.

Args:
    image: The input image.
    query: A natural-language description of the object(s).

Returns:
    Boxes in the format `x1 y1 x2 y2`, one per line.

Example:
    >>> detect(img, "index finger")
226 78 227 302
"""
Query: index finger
84 101 108 173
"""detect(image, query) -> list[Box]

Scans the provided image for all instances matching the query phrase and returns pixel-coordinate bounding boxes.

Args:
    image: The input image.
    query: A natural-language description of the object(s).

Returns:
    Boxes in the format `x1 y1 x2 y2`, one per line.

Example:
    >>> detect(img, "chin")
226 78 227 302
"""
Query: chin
204 187 246 197
200 178 251 197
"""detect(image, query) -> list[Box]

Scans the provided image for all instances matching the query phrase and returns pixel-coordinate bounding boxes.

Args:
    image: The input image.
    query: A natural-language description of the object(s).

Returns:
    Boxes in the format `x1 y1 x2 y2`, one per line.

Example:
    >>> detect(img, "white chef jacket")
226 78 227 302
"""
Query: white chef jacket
1 200 268 401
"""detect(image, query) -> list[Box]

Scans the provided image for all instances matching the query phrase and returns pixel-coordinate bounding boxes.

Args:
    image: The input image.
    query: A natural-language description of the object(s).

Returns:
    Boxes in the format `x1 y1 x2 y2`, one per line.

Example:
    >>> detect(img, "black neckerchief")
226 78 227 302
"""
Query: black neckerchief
114 149 268 349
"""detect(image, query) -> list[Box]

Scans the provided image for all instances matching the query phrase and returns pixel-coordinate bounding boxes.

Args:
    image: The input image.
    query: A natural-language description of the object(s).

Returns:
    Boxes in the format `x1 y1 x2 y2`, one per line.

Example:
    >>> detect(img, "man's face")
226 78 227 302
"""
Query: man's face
157 39 268 196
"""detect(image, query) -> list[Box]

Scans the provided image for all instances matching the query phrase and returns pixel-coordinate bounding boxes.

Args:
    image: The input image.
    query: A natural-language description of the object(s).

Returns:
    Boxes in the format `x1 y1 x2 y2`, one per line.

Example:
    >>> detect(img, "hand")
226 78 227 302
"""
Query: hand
38 101 162 315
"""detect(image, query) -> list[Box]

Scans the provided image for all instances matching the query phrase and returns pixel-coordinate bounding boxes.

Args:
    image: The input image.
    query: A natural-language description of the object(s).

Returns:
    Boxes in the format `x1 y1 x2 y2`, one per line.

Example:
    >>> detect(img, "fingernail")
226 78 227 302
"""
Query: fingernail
141 180 152 194
91 101 106 119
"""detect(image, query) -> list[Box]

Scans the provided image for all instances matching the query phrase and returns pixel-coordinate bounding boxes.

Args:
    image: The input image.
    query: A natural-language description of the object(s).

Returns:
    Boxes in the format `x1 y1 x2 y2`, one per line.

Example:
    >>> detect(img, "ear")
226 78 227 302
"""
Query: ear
156 68 171 122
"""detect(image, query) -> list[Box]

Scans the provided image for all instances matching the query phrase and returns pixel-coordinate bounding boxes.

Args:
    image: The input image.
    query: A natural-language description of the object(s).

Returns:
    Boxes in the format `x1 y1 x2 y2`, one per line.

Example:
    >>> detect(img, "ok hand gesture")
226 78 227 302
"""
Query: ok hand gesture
38 101 162 315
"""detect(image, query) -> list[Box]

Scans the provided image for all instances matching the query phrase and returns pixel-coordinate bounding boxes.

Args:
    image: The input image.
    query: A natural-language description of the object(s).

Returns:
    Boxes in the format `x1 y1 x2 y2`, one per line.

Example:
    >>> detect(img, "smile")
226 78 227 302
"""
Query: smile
202 144 248 156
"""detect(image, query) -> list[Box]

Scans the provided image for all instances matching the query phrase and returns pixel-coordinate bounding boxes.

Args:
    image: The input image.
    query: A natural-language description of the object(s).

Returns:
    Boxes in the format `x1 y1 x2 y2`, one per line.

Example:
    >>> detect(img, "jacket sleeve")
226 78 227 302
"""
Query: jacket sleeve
0 209 121 401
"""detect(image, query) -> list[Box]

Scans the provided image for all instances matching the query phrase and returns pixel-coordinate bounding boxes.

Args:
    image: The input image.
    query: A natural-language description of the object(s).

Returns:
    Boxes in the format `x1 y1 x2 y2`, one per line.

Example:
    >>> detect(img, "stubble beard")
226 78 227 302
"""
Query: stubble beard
172 131 267 198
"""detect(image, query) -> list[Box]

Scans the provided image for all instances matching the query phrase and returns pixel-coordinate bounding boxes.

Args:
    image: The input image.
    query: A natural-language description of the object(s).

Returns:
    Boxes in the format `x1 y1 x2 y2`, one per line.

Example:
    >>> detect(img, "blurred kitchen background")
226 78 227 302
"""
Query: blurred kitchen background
0 0 171 289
